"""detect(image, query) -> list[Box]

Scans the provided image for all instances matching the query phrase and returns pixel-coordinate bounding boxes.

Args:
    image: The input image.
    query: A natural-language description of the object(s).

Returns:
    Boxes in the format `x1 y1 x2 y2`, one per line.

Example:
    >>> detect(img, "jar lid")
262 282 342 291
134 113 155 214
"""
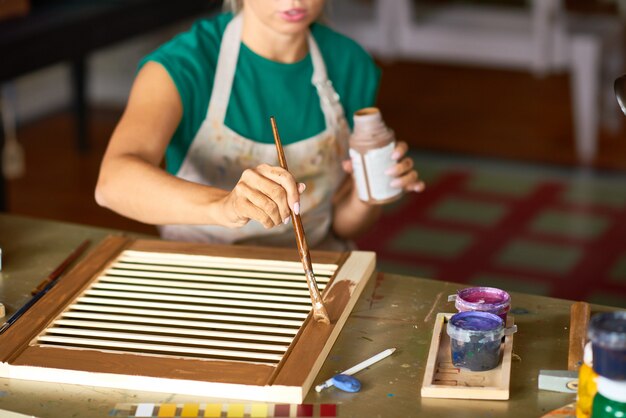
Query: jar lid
447 311 504 343
596 376 626 402
455 287 511 312
588 311 626 350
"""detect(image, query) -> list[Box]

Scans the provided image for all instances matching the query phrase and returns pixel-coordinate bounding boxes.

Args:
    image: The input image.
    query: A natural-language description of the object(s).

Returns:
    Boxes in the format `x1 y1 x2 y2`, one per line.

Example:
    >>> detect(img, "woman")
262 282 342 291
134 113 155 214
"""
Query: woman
95 0 423 250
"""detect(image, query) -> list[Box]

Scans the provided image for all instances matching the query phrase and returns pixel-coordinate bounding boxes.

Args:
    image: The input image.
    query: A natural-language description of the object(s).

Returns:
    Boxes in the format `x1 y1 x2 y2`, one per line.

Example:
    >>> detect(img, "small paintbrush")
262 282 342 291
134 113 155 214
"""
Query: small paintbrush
270 116 330 325
0 239 91 335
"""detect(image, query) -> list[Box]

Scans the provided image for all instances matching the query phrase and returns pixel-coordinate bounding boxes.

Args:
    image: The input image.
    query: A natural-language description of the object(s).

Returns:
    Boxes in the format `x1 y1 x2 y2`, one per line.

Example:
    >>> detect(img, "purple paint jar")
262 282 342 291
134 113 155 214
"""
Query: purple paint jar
446 311 517 371
588 311 626 380
448 287 511 322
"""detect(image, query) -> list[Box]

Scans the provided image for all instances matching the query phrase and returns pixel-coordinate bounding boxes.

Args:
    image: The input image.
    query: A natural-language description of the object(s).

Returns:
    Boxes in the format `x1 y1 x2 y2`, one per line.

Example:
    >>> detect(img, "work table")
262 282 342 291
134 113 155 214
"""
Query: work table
0 214 609 417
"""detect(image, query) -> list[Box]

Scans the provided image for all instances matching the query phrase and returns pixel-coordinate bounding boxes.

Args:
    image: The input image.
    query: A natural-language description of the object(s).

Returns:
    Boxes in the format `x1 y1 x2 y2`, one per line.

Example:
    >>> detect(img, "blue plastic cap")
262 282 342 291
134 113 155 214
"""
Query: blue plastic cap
331 374 361 393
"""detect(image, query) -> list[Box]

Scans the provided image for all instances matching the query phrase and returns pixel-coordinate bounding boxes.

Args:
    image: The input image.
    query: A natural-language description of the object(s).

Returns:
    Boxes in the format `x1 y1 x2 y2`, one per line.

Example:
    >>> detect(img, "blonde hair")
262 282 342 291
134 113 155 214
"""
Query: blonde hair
223 0 243 13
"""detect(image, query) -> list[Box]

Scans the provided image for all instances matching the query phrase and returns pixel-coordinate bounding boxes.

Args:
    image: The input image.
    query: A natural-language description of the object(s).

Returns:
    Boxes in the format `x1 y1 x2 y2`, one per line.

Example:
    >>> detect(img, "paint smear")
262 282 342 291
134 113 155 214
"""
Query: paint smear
250 404 268 417
134 403 154 417
297 404 314 417
367 273 385 309
227 404 245 417
274 404 290 417
320 404 337 417
204 404 222 417
510 307 530 315
424 292 443 323
110 403 338 417
158 404 176 417
181 404 199 417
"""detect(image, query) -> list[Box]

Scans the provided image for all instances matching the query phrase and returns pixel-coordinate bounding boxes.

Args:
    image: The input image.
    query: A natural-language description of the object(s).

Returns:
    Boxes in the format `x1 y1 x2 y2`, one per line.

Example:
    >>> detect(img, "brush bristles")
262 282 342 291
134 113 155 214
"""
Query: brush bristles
313 303 331 325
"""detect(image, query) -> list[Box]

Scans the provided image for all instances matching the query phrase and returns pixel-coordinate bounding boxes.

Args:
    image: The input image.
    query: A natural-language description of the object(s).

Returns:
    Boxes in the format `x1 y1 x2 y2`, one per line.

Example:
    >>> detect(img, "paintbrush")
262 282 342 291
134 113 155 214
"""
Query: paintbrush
31 239 91 295
270 116 330 325
0 239 91 335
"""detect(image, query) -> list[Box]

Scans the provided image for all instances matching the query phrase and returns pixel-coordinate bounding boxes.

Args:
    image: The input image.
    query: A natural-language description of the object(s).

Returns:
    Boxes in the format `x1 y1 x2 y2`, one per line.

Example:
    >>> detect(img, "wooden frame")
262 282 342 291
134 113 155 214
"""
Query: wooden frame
0 236 375 403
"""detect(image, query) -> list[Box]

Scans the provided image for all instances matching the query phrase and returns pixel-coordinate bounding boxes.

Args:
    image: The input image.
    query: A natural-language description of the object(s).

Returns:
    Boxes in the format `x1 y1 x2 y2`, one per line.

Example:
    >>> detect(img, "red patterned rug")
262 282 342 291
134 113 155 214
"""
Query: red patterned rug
356 154 626 308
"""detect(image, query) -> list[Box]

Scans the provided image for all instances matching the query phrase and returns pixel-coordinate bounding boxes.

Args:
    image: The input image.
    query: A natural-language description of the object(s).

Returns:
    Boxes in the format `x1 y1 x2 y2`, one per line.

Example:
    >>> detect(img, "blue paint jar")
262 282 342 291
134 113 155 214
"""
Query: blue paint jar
588 311 626 380
447 311 517 371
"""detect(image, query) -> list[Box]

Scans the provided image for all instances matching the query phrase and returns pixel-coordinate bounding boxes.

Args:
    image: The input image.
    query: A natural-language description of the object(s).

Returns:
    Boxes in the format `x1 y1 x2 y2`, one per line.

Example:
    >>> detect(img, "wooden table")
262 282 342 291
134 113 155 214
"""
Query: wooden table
0 214 607 417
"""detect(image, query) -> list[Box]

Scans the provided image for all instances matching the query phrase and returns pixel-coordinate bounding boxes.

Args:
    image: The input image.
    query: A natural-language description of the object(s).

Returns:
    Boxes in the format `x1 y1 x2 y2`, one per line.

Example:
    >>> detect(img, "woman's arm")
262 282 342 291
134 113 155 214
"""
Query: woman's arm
95 62 301 229
331 168 382 239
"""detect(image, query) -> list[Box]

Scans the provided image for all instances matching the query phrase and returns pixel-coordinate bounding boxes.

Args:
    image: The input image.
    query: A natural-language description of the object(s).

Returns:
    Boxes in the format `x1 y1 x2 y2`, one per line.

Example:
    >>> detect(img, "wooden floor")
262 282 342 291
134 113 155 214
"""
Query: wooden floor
7 108 159 236
6 60 626 234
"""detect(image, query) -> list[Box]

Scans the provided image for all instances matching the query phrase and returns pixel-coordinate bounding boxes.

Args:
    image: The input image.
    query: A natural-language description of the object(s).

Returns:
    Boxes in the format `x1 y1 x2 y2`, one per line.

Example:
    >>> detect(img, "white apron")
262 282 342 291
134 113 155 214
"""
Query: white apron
160 14 351 250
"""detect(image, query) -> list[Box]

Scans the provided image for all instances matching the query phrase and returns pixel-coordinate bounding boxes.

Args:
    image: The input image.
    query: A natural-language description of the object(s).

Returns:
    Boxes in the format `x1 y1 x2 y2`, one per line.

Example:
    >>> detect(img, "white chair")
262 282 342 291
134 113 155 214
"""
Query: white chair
326 0 399 59
329 0 623 164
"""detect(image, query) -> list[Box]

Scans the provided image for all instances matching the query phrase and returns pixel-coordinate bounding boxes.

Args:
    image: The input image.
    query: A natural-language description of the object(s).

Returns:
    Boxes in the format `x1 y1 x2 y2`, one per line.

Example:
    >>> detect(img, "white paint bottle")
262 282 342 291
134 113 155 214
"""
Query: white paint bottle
349 107 403 204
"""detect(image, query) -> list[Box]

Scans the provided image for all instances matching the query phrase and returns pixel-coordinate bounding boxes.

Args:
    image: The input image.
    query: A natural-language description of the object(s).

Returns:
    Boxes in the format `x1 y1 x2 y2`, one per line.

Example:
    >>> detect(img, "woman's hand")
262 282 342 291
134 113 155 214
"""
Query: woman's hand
341 140 425 196
331 140 423 239
219 164 305 229
386 141 425 193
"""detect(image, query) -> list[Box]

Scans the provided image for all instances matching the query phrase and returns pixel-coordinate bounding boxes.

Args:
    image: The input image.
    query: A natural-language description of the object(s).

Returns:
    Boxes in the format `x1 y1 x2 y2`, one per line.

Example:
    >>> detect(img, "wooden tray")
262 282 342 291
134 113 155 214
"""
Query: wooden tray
421 313 514 400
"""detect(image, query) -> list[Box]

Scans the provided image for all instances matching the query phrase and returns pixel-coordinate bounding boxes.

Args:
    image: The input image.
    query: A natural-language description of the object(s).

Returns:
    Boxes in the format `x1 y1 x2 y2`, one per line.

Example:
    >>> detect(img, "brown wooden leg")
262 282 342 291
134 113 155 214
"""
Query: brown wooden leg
0 107 7 212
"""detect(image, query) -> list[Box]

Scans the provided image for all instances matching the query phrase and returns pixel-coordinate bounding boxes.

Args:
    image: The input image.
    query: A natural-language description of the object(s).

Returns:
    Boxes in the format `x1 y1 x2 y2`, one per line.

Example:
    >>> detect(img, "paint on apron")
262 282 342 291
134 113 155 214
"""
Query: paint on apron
160 14 351 250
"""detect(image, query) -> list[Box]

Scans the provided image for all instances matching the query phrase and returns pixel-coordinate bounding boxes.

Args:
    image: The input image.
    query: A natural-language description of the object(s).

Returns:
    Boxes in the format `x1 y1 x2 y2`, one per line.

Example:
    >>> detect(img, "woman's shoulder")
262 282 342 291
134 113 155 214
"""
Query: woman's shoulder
138 12 231 76
310 22 375 66
147 12 233 65
186 12 234 51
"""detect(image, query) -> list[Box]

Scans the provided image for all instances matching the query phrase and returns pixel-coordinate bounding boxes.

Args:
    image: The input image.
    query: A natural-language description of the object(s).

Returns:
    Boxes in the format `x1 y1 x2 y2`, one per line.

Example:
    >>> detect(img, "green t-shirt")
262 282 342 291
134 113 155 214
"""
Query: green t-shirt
140 12 381 174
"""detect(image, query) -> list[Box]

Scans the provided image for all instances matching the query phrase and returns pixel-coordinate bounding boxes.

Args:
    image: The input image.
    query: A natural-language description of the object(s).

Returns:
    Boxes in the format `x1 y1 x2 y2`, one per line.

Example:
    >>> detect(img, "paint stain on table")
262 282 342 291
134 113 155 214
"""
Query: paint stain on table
110 403 338 417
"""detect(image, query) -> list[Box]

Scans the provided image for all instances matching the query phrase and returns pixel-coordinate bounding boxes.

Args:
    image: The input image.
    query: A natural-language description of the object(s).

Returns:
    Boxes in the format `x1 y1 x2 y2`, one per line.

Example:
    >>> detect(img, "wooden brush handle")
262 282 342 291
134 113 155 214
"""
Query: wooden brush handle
270 116 329 324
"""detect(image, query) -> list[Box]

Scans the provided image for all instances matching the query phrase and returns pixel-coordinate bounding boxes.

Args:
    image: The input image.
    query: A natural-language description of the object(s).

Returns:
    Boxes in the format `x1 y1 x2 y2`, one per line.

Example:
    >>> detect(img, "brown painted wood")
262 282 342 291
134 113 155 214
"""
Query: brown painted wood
272 260 376 387
568 301 590 371
130 239 346 266
0 235 130 362
14 346 274 385
0 237 374 402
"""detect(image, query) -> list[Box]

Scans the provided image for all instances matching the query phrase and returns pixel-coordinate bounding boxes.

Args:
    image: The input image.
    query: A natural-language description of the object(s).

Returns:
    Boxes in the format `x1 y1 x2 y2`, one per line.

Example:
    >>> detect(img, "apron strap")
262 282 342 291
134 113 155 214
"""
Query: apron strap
206 14 243 124
308 34 344 131
206 14 344 132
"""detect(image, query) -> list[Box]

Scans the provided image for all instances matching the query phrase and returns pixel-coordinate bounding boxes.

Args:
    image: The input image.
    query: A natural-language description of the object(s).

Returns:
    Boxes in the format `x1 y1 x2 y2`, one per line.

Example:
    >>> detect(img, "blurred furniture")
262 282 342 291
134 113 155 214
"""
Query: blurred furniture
330 0 623 165
0 0 29 21
0 0 219 211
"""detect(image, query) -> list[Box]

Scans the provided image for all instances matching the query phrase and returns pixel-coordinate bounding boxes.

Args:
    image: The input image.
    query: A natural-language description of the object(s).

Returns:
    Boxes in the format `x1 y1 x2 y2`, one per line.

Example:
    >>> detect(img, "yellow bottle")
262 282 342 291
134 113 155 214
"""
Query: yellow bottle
576 342 598 418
